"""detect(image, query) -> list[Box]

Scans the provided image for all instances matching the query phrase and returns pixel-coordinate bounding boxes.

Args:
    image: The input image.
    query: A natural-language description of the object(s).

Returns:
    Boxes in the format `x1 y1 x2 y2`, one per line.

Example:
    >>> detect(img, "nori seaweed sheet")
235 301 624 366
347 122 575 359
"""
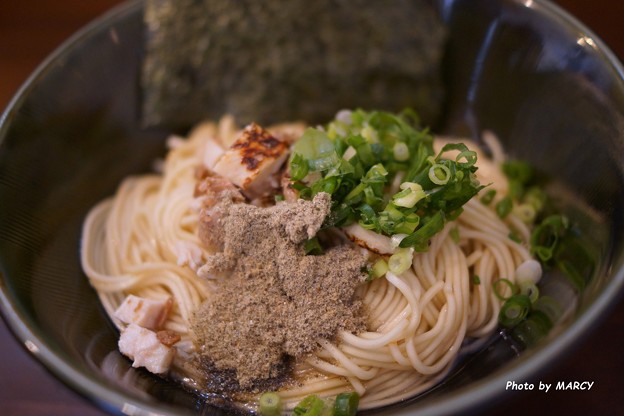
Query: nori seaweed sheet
142 0 447 129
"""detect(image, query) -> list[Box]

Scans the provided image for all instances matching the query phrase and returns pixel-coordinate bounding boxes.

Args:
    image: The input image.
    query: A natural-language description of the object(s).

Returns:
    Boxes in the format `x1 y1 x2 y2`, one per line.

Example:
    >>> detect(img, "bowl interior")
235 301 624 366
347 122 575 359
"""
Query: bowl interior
1 0 623 415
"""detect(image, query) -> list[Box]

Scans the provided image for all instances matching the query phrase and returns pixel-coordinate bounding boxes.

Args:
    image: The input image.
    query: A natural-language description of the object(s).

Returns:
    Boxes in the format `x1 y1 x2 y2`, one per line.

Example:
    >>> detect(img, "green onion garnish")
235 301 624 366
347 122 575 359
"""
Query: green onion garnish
480 189 496 205
492 278 517 301
393 141 410 161
393 182 426 208
428 163 451 185
398 210 446 251
333 392 360 416
303 237 323 255
554 236 596 292
290 153 310 181
510 310 553 346
518 280 539 303
530 214 569 261
502 159 533 199
289 109 484 251
495 196 513 218
293 394 325 416
499 294 532 328
388 248 413 275
512 203 536 223
259 392 282 416
522 186 546 212
368 259 389 280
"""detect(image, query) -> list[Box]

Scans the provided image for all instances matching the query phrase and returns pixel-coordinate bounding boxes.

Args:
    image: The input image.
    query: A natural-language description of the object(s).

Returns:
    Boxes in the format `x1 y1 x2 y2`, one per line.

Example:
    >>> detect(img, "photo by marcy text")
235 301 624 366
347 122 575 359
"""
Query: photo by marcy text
506 381 594 393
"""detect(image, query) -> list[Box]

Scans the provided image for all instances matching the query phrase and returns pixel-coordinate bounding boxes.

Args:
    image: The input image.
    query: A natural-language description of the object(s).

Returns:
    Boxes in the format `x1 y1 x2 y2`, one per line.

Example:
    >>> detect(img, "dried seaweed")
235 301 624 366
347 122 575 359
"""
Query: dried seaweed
142 0 447 129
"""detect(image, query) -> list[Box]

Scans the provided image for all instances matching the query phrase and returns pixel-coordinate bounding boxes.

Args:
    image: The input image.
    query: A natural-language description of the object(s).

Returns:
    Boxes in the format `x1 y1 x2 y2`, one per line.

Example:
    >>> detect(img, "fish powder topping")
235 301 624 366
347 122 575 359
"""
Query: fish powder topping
191 193 368 390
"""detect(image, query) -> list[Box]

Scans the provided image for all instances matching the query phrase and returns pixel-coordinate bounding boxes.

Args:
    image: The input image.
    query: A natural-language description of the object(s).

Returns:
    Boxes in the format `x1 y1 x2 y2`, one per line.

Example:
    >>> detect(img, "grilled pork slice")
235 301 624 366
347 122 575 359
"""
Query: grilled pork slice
114 295 172 330
212 123 289 199
118 323 176 374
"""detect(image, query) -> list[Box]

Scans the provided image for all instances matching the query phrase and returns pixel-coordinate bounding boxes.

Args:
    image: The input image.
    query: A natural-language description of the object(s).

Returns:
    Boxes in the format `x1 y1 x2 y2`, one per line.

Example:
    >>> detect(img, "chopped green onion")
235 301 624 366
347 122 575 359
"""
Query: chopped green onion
512 204 537 224
259 392 282 416
393 142 410 161
480 189 496 205
472 275 481 285
294 395 325 416
510 310 553 347
435 143 475 165
320 176 339 194
530 215 569 262
333 392 360 416
533 296 563 324
290 109 483 252
499 294 532 328
342 182 366 205
392 212 420 235
492 278 517 301
495 196 513 218
523 186 546 212
347 135 375 166
388 248 413 275
554 237 595 292
310 152 341 172
456 149 478 168
428 163 451 185
290 153 309 181
291 129 335 165
393 182 426 208
360 124 378 143
303 237 323 255
512 203 536 223
399 211 446 251
368 259 388 280
518 280 539 303
363 163 388 182
342 145 357 161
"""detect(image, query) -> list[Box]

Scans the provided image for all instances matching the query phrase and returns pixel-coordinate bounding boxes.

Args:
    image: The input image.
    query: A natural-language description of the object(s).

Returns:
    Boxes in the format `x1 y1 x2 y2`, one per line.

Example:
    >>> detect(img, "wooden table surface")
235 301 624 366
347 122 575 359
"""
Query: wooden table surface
1 1 623 415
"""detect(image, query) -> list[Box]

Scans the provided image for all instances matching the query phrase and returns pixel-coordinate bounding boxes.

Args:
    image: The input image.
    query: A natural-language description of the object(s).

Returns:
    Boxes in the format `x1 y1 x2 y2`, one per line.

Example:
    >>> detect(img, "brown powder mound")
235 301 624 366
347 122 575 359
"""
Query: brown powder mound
191 193 367 389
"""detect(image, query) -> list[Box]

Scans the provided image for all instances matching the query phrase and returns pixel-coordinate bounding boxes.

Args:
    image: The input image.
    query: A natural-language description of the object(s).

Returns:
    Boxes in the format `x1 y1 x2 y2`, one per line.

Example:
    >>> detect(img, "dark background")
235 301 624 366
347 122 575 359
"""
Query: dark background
0 1 622 415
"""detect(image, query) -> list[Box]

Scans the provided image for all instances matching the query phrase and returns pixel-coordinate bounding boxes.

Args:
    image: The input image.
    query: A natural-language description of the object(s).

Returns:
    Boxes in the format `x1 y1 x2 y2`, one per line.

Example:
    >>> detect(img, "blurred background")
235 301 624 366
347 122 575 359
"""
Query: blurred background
0 1 622 415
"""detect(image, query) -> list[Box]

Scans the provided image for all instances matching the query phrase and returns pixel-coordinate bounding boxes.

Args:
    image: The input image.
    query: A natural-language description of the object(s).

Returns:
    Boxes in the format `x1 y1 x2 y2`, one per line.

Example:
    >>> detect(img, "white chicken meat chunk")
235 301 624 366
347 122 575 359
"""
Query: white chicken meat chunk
118 323 175 374
113 295 172 330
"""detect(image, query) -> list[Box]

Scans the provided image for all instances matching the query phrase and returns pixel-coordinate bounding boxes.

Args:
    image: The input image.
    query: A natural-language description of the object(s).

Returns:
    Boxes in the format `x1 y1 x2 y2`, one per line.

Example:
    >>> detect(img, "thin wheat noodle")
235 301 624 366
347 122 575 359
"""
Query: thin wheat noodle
80 120 534 410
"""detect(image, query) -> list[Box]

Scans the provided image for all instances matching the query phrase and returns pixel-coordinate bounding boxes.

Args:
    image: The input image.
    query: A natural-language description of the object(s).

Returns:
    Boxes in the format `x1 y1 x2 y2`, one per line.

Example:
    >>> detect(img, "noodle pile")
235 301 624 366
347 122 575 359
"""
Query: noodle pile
81 117 532 411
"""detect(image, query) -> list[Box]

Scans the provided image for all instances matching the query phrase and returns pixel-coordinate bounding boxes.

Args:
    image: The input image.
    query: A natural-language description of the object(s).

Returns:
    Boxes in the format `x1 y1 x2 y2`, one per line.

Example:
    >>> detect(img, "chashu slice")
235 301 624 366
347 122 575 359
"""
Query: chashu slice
212 123 289 199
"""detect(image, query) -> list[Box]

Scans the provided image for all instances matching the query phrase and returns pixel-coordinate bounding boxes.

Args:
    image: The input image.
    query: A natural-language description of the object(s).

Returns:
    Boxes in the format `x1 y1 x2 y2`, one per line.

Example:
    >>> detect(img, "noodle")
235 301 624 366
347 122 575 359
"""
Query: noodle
80 116 534 411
